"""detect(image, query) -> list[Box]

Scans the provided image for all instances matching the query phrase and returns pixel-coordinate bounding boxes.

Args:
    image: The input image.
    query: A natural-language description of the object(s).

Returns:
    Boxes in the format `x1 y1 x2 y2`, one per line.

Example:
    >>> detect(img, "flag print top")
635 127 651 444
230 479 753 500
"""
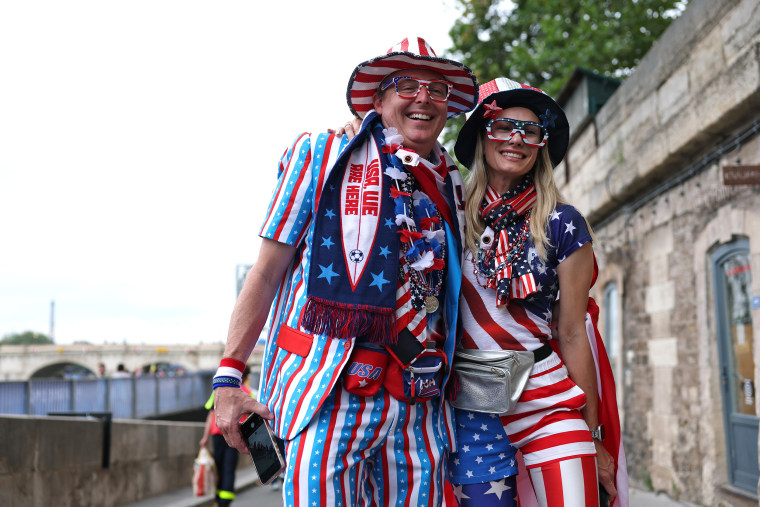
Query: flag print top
460 203 592 352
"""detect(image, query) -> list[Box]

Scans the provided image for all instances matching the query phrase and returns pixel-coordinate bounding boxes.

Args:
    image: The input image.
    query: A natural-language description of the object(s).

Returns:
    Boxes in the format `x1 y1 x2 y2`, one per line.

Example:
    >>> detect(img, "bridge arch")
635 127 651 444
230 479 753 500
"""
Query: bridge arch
30 361 96 379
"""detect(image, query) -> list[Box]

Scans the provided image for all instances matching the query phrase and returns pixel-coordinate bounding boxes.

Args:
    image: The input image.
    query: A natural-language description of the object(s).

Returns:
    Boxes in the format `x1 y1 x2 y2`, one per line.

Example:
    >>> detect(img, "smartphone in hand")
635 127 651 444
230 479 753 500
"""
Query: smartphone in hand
240 413 286 485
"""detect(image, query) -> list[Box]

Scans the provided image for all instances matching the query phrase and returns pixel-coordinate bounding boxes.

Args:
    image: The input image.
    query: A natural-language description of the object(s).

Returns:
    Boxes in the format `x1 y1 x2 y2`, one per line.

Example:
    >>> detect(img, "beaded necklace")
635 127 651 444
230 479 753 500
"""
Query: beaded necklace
381 127 446 313
397 171 446 312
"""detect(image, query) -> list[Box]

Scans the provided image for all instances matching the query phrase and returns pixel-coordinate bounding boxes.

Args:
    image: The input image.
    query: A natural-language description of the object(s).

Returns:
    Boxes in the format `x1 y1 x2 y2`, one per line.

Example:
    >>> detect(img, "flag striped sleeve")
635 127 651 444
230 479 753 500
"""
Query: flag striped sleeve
260 132 314 246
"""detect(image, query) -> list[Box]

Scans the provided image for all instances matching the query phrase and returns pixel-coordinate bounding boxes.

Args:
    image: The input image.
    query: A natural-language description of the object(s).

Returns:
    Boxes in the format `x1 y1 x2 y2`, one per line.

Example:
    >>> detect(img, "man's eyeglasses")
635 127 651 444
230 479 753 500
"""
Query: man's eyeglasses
380 77 453 102
485 118 548 148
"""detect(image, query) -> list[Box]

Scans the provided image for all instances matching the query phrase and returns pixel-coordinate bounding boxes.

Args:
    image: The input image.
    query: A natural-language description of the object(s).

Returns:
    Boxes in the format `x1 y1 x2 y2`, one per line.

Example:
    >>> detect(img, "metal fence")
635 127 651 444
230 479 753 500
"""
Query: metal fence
0 371 215 419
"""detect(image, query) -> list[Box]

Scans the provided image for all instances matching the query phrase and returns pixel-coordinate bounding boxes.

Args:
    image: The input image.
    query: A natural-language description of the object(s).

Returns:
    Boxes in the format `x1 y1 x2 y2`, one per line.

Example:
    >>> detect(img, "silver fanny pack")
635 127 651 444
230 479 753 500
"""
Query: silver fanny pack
450 348 537 414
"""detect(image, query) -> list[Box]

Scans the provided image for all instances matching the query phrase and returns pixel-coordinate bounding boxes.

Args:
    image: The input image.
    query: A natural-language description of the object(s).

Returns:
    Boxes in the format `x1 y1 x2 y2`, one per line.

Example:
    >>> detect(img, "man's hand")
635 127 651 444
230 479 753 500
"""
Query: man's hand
213 387 273 453
595 440 618 501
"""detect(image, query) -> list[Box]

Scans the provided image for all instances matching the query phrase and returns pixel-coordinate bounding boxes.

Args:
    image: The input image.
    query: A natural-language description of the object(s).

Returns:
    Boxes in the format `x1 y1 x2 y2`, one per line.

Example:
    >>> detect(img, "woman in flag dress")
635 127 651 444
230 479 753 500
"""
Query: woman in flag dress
446 78 619 506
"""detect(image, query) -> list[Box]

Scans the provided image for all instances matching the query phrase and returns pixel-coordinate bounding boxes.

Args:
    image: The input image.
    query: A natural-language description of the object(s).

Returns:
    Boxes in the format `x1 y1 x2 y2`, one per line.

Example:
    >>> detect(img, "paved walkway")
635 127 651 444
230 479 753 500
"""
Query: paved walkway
122 466 261 507
125 468 692 507
628 488 697 507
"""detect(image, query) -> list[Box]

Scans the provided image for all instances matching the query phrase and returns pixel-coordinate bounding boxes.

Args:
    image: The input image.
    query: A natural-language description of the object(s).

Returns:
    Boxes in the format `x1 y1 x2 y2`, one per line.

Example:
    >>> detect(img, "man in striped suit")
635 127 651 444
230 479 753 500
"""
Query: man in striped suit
212 37 478 506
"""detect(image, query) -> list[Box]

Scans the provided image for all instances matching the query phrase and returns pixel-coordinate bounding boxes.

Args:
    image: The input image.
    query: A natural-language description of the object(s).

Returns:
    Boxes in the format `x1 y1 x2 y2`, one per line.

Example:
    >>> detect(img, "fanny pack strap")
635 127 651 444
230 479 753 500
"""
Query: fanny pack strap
533 342 553 363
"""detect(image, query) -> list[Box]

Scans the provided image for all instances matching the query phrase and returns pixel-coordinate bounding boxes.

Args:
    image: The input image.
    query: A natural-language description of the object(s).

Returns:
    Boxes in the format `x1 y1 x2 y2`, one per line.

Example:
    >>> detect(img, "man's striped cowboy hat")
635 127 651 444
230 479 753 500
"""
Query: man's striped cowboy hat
346 36 478 119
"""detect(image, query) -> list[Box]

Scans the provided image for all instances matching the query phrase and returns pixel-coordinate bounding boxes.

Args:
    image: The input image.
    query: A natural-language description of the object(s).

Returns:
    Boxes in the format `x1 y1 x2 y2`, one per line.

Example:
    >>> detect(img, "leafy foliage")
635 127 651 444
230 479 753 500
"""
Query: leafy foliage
1 331 54 345
442 0 687 149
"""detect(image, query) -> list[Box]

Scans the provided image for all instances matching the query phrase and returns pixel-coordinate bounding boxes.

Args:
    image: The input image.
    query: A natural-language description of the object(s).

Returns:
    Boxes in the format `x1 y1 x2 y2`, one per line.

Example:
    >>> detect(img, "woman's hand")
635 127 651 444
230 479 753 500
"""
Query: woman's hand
595 440 618 500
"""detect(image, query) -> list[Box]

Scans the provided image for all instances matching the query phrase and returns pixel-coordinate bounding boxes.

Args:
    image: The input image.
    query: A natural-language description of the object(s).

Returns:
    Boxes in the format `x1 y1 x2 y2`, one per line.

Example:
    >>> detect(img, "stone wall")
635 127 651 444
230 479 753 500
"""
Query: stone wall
588 136 760 506
561 0 760 224
558 0 760 503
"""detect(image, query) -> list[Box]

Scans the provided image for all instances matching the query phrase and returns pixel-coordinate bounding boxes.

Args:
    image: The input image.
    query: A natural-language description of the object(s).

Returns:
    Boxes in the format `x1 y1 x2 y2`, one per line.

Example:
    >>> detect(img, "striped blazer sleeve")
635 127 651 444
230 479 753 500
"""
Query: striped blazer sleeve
259 132 315 246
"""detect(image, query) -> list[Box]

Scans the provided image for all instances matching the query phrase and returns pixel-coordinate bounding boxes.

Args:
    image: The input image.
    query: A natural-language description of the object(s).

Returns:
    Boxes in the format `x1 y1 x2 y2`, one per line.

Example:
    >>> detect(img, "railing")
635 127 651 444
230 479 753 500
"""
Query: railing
0 371 215 419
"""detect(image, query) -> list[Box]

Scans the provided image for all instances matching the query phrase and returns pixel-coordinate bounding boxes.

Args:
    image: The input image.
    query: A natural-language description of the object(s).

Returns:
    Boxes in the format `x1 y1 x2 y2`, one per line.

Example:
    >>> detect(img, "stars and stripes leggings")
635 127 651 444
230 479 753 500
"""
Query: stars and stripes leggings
451 455 598 507
278 383 448 506
524 455 600 506
453 477 519 507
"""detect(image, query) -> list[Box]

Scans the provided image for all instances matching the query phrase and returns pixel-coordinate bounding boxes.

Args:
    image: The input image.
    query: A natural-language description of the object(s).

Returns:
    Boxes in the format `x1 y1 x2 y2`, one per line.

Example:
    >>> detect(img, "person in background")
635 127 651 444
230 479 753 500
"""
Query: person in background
97 362 106 377
446 77 620 506
200 366 254 506
212 37 477 506
112 363 131 378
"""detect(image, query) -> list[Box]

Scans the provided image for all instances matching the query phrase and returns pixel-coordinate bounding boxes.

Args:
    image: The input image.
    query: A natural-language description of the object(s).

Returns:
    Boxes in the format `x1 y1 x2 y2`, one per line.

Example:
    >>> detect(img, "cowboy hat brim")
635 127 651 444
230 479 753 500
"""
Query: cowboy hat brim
347 52 478 119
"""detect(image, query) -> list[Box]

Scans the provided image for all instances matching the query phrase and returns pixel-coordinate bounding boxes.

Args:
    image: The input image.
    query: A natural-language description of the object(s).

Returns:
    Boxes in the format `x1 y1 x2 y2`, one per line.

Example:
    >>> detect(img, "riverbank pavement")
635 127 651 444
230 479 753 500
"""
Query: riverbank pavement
122 465 262 507
124 468 694 507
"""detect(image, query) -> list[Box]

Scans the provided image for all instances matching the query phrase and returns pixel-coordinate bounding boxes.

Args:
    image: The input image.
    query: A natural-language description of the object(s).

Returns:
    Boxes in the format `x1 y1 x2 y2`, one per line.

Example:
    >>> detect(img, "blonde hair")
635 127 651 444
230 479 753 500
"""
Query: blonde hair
464 133 563 261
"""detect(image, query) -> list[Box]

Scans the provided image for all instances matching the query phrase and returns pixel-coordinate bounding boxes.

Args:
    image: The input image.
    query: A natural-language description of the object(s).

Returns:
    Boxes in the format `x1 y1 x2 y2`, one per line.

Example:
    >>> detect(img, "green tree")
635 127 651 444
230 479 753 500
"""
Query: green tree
1 331 54 345
443 0 687 149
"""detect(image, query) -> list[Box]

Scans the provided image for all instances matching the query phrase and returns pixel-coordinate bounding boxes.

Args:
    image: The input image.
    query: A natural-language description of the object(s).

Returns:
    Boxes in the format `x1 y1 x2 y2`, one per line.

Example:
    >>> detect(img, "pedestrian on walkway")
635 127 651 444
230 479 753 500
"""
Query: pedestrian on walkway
112 363 131 378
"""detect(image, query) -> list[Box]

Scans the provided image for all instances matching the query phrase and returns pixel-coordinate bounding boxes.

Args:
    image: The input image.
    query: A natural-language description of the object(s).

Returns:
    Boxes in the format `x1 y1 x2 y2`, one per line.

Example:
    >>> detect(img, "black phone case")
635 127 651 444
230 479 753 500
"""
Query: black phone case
599 484 610 507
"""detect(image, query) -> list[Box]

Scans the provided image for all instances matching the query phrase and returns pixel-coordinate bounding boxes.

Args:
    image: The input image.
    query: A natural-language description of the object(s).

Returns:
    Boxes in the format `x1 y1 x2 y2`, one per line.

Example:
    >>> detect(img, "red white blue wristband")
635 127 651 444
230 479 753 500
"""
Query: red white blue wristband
213 358 246 389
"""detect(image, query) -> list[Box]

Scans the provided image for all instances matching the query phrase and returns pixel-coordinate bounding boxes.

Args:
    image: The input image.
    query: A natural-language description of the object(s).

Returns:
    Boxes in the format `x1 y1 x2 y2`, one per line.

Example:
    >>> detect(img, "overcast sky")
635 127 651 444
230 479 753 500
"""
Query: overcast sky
0 0 465 345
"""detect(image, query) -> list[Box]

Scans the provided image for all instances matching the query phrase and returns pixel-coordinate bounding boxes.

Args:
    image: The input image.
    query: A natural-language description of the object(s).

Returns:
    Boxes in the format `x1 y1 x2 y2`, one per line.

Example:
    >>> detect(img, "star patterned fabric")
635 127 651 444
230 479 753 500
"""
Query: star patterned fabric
520 203 591 323
447 411 518 484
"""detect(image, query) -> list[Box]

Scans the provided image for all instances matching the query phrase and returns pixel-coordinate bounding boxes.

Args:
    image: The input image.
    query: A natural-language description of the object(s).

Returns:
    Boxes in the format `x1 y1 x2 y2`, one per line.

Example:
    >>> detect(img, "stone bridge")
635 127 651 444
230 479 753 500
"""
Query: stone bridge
0 343 232 381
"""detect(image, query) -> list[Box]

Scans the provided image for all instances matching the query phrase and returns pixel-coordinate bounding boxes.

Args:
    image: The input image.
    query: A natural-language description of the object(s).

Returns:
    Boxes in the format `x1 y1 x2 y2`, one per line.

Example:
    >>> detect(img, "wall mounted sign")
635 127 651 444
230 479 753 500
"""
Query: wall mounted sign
723 165 760 185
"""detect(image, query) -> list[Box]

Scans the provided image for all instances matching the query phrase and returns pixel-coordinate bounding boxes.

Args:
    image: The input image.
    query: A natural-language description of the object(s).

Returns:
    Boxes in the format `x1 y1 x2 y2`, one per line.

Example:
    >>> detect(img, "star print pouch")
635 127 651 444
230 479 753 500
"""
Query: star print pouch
342 345 389 396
